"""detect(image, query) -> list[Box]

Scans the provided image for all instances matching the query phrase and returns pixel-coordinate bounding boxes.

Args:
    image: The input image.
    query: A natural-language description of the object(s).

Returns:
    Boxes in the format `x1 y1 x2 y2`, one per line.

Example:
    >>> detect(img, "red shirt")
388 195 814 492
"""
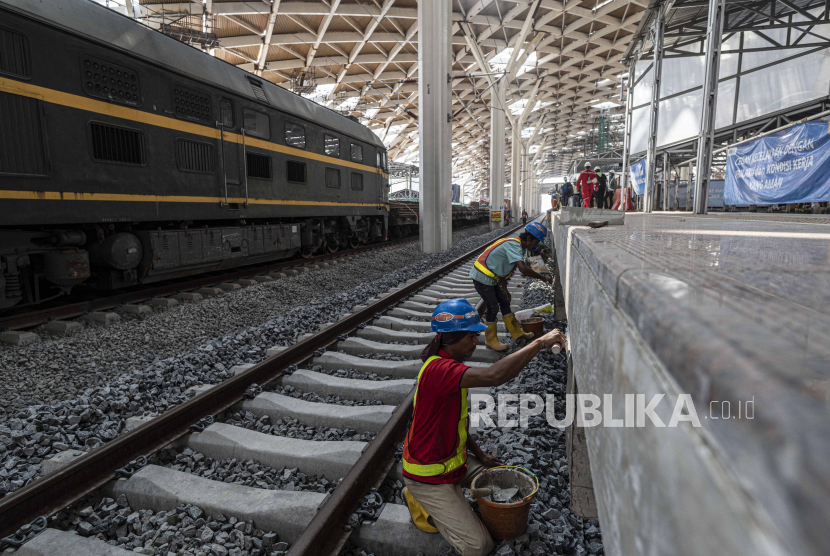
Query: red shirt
575 169 598 197
403 349 469 485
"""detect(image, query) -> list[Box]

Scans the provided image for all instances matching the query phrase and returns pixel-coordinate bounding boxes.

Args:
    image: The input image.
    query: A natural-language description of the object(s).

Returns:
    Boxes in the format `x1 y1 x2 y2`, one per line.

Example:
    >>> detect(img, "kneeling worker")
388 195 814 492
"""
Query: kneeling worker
402 299 566 556
470 222 552 351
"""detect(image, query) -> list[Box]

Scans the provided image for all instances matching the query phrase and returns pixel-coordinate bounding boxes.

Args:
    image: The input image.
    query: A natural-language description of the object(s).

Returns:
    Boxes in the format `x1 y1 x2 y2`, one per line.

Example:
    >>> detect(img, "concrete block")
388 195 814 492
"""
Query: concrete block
218 282 241 291
16 528 136 556
269 272 287 279
235 279 258 287
336 337 500 364
80 312 120 326
298 266 310 273
125 414 156 431
0 330 39 345
231 363 255 375
43 320 83 336
283 369 414 406
114 304 151 315
374 315 506 333
352 305 369 312
103 465 325 544
388 307 433 321
354 504 447 556
285 269 299 276
237 392 394 433
312 352 421 378
186 422 365 480
41 449 84 475
266 345 289 357
174 292 203 302
252 275 273 282
146 297 178 309
195 287 223 297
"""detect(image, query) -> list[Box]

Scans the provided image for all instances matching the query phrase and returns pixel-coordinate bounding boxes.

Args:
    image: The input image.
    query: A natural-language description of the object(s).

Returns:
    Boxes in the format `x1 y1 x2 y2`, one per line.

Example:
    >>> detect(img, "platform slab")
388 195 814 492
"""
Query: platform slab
553 212 830 556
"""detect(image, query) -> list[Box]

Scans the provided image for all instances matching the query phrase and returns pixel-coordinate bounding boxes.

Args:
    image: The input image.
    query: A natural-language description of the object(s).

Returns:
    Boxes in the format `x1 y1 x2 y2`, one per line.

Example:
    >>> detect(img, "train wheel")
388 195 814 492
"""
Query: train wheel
349 234 360 249
300 247 314 258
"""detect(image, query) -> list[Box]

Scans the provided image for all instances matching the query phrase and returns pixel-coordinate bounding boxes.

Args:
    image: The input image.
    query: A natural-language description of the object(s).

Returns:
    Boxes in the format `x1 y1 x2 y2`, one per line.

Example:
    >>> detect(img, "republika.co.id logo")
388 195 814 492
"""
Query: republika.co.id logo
469 394 755 429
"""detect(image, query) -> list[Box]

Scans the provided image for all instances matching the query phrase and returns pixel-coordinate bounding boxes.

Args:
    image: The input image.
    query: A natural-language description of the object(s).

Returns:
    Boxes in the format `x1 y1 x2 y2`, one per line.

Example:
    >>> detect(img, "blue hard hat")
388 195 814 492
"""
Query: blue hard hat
525 222 547 242
430 299 487 333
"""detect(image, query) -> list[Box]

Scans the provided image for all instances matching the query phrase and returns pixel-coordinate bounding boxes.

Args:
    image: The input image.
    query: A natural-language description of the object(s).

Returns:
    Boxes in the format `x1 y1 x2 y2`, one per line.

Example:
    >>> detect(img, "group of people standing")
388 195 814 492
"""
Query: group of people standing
559 162 617 209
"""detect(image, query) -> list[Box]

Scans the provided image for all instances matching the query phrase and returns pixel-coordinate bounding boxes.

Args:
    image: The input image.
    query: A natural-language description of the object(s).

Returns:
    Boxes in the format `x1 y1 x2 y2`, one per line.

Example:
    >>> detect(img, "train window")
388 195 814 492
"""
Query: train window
246 152 272 179
287 160 307 183
243 109 270 139
382 152 388 171
176 139 215 174
351 172 363 190
324 135 340 157
350 144 363 163
89 122 146 166
377 152 382 168
82 54 140 106
220 99 234 128
0 28 31 79
285 123 306 149
173 85 211 123
248 78 269 104
325 168 341 188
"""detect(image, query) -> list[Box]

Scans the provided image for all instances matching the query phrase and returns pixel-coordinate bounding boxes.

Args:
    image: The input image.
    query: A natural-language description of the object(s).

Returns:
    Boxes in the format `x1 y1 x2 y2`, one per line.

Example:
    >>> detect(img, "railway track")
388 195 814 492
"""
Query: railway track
0 223 528 556
0 236 423 334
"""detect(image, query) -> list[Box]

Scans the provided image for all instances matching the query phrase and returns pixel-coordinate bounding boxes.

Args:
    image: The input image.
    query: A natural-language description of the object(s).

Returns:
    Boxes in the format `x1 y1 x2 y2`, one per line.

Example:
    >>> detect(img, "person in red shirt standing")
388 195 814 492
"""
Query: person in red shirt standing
401 299 566 556
575 161 598 208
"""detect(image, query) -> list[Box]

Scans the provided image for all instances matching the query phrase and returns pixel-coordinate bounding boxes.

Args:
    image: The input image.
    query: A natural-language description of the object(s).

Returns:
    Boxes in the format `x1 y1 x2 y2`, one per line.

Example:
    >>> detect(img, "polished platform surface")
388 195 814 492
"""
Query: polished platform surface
553 211 829 556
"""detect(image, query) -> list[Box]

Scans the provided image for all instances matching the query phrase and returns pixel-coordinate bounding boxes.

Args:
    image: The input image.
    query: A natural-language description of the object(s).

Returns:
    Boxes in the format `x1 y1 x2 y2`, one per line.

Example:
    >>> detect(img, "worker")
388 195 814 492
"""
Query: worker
401 298 566 556
561 176 573 207
607 171 618 209
469 222 552 352
521 208 528 225
575 162 598 208
594 169 608 209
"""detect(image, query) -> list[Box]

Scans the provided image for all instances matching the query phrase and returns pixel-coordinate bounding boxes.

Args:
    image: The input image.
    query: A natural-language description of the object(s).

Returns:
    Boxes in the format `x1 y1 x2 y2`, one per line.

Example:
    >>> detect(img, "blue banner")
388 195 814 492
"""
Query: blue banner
725 120 830 205
629 158 646 195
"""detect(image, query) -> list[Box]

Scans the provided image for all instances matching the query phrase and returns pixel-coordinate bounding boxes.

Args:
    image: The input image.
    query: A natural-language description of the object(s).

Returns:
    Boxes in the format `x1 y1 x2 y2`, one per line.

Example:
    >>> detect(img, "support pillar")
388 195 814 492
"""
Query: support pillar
644 5 665 214
490 80 506 230
662 152 670 211
620 59 637 211
511 132 522 215
523 148 530 216
693 0 726 214
418 0 452 253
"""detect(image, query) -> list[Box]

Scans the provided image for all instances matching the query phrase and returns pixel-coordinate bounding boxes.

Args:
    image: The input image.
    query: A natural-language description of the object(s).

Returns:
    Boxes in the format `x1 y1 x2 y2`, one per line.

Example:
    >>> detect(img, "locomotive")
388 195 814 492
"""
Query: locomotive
0 0 401 310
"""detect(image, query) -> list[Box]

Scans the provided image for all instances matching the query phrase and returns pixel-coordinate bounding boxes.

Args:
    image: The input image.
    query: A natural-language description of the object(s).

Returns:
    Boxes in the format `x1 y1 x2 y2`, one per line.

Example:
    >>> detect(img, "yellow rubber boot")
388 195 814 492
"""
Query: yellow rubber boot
484 321 507 352
504 313 534 341
403 488 438 533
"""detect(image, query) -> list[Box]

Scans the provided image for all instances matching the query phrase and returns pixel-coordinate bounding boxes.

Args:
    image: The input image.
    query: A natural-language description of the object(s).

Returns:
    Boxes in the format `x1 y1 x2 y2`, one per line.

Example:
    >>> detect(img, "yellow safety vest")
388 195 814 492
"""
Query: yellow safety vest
402 356 469 478
473 237 522 280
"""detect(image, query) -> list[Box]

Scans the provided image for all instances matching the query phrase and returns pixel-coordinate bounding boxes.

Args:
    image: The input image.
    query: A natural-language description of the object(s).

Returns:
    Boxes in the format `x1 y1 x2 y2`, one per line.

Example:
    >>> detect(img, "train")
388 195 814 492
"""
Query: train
0 0 485 311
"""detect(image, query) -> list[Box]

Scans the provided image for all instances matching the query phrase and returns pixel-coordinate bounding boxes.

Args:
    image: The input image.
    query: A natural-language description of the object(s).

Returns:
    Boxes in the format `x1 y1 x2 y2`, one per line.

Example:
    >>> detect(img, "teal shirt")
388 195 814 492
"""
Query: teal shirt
469 240 525 286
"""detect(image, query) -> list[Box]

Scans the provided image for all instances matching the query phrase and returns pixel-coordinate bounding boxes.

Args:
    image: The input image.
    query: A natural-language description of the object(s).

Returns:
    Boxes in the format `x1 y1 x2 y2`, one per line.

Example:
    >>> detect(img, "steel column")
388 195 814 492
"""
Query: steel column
645 5 665 214
662 152 669 211
418 0 452 252
693 0 726 214
490 80 507 230
620 58 637 211
511 132 522 213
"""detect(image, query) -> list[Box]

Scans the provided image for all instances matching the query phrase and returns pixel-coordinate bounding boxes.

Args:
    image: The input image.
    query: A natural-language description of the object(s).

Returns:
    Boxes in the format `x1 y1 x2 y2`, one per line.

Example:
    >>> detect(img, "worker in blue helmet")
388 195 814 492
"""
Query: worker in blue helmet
401 298 566 556
469 222 552 352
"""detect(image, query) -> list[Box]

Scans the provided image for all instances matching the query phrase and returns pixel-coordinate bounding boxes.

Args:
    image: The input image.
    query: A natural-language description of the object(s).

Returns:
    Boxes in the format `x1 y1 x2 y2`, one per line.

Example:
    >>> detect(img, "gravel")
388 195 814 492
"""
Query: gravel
47 494 287 555
151 446 340 495
0 224 514 496
303 364 395 382
467 257 604 556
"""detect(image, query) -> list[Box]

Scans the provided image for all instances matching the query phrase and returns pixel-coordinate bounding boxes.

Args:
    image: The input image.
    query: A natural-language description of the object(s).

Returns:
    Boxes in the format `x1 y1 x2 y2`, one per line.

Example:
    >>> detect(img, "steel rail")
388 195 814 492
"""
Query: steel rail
0 236 417 332
0 222 522 540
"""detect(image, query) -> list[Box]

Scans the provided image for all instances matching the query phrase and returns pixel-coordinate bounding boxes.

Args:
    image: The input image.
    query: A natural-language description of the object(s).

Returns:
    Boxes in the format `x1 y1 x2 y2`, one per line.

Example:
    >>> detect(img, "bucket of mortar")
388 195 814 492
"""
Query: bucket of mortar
520 317 544 338
471 466 538 539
